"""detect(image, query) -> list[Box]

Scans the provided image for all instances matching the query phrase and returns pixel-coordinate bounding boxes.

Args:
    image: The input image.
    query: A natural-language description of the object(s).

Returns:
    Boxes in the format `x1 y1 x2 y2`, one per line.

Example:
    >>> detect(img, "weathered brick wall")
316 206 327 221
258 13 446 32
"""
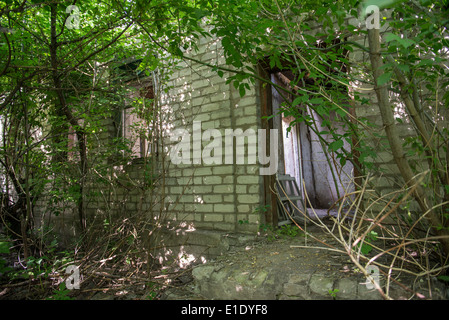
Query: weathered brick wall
33 13 430 260
152 36 266 258
33 34 266 258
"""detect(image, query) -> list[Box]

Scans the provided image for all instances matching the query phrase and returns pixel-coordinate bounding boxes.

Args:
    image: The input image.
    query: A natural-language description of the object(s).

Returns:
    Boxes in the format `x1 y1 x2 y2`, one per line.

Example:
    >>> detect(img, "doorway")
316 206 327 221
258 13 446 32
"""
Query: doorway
271 73 354 218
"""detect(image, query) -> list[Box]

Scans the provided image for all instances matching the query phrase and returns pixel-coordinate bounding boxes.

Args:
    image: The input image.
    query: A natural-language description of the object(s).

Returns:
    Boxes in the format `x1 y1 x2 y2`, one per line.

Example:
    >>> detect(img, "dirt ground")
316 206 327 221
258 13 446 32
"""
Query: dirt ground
1 219 447 300
0 221 355 300
161 220 449 300
161 221 388 300
211 224 355 279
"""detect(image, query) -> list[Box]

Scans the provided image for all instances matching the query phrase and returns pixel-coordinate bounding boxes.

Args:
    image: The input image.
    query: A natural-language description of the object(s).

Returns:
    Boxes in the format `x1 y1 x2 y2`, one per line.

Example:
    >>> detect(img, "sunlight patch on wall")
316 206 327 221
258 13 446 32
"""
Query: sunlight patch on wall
194 195 204 204
178 246 196 268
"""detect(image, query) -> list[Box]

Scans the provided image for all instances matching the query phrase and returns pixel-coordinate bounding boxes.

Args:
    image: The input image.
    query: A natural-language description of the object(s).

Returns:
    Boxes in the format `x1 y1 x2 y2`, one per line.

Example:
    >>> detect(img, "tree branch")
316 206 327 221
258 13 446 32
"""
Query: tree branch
367 27 449 257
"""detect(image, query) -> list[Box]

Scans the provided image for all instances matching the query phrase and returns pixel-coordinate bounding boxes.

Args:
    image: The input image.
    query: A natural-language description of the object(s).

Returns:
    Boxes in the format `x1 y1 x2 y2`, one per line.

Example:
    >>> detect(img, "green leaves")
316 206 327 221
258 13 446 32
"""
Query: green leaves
377 71 392 86
47 283 75 300
329 139 344 152
356 231 378 255
0 242 11 254
291 95 308 107
239 84 246 97
384 32 416 49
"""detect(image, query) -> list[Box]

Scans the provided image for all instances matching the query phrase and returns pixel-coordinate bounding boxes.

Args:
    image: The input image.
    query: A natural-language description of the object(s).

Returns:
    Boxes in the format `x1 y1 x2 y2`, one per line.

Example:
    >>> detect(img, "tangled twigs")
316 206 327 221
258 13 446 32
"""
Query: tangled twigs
277 170 449 299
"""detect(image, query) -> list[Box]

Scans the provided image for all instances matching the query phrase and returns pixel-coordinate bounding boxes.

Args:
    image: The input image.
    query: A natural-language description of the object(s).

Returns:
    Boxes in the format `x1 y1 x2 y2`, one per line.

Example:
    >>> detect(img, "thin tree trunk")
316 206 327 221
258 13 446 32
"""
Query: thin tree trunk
50 3 87 231
385 55 446 184
22 100 33 260
367 28 449 257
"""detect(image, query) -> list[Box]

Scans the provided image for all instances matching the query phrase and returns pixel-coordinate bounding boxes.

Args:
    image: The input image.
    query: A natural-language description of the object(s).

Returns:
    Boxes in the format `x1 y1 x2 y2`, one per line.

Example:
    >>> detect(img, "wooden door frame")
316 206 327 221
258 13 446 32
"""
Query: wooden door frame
257 65 278 227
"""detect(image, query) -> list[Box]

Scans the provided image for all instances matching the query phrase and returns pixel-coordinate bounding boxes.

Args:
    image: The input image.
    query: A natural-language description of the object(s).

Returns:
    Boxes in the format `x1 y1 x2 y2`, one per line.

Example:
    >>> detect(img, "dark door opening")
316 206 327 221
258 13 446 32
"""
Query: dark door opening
271 73 354 217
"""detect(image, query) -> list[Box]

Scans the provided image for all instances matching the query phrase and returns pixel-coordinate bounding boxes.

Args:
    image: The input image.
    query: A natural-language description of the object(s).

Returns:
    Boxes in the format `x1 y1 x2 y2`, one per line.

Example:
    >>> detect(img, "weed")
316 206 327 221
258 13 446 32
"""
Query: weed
328 288 339 299
356 231 378 255
259 223 302 241
145 282 160 300
277 224 301 238
0 241 13 278
254 205 270 214
47 282 74 300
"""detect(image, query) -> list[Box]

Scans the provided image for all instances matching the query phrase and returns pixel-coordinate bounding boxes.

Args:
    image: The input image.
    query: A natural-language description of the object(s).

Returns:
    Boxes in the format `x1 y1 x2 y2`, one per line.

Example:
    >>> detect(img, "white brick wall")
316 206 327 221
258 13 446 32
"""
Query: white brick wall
156 36 263 234
31 17 432 260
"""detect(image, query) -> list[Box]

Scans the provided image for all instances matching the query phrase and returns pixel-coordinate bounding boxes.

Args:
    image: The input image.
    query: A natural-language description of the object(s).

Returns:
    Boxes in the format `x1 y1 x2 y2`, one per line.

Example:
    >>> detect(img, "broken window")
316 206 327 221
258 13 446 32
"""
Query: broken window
115 84 155 160
122 105 150 158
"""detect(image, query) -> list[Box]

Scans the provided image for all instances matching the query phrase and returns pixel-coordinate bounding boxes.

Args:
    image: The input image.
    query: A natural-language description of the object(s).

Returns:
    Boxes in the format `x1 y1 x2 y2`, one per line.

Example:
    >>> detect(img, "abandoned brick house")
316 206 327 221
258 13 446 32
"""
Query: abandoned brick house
32 15 411 265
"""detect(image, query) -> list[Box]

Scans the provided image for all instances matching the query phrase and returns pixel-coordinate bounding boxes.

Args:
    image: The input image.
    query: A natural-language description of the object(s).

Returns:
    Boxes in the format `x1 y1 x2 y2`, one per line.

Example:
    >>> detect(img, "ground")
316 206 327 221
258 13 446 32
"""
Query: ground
165 221 449 300
1 219 448 300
